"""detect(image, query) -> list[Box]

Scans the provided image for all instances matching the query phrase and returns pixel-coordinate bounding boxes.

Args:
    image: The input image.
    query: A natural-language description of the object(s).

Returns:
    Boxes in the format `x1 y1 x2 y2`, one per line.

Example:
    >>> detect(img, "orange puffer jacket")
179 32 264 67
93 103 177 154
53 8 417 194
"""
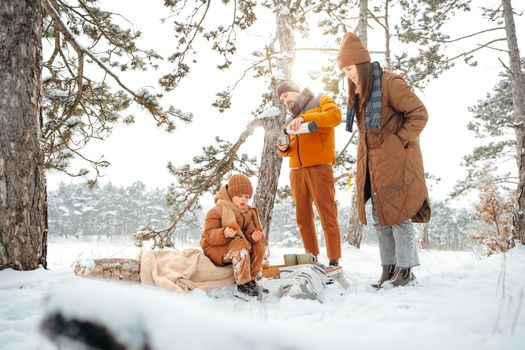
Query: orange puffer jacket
278 95 342 168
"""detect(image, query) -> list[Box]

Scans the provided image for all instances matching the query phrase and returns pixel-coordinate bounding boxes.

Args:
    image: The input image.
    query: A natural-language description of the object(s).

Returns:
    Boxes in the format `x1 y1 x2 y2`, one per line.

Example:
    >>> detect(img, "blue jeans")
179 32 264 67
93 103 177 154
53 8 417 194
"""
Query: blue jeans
372 204 420 268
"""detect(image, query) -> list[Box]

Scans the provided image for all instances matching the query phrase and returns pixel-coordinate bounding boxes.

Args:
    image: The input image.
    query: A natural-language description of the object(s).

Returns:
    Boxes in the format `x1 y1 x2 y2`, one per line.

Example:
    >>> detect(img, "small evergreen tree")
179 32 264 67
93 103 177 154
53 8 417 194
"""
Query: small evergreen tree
452 61 524 197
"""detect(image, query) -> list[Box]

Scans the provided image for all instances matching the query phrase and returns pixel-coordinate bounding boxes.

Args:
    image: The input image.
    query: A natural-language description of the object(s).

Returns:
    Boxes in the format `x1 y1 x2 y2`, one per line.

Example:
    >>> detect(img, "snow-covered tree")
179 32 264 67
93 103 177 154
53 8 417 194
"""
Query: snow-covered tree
1 0 192 270
47 182 171 240
269 197 302 247
453 61 524 197
426 200 475 250
397 0 525 243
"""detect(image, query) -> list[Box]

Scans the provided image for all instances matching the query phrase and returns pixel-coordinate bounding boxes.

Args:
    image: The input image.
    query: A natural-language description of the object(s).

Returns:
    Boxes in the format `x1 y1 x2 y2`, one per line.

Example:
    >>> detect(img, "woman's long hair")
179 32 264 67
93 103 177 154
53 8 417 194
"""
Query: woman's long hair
347 62 373 114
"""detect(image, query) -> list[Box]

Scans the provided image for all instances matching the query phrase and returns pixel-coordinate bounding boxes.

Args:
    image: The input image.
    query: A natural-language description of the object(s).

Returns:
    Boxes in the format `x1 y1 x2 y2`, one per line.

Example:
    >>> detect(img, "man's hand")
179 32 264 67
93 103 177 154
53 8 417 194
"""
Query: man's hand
224 227 237 238
275 139 289 151
251 229 263 242
287 117 304 132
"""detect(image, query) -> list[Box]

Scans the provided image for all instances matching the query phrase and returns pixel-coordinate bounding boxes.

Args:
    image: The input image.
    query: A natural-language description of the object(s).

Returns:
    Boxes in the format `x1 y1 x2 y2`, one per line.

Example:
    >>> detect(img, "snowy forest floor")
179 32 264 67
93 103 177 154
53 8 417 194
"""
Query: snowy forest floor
1 237 524 350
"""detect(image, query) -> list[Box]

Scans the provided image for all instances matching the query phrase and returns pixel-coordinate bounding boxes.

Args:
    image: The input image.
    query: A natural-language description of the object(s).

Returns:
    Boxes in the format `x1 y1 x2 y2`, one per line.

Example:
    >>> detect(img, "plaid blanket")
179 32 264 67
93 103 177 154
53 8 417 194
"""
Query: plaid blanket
277 264 329 301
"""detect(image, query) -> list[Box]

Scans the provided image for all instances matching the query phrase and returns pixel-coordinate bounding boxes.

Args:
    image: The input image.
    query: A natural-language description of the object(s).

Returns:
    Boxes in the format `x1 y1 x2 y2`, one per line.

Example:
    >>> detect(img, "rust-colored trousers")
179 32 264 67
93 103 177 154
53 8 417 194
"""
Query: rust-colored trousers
222 237 266 285
290 164 341 260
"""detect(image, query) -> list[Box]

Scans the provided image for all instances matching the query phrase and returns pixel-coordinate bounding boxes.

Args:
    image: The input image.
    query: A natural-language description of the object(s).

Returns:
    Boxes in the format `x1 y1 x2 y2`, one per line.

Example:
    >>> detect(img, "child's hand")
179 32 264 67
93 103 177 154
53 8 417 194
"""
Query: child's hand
251 229 263 242
224 227 237 238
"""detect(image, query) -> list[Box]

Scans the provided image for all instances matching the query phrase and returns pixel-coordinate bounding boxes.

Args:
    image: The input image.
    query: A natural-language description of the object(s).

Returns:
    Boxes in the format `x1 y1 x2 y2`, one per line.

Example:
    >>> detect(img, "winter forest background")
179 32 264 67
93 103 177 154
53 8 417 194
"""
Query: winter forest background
1 0 525 349
36 0 524 256
48 181 476 251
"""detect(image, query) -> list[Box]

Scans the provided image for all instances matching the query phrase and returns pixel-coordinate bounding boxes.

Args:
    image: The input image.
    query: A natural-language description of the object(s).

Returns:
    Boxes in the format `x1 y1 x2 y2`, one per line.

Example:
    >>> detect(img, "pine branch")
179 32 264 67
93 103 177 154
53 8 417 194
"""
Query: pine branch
139 118 265 242
44 0 181 131
445 38 507 64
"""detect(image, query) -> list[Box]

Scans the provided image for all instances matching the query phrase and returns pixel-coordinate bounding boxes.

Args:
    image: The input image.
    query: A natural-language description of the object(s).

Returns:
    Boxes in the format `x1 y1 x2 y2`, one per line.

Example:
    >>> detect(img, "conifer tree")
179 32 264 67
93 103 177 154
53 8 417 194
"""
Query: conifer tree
1 0 191 270
42 0 191 183
452 62 523 197
398 0 525 243
155 1 336 240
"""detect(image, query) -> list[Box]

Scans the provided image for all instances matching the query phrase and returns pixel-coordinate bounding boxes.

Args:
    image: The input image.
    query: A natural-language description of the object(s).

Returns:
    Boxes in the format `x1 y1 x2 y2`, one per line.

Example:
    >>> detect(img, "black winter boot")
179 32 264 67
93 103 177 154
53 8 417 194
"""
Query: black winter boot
234 282 258 300
371 265 396 289
247 280 268 294
389 267 416 287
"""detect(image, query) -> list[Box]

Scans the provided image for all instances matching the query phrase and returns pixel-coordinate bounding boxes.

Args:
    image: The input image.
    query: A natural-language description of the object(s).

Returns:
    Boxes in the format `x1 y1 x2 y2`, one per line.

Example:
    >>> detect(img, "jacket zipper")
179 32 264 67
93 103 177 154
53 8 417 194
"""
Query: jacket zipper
296 135 303 167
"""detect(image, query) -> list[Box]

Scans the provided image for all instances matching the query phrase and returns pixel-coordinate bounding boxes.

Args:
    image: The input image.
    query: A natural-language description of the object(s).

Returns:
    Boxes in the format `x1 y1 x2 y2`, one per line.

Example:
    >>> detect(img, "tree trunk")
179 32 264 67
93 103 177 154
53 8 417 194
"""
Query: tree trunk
0 0 47 270
344 2 368 248
420 223 429 249
384 0 392 70
344 171 363 248
502 0 525 245
253 1 295 240
75 258 141 282
357 0 368 46
254 126 285 240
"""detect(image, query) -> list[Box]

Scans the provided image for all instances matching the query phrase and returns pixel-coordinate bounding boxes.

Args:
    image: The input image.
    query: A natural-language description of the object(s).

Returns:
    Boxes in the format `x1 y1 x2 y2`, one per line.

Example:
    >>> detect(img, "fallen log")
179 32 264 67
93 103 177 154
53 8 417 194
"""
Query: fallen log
75 258 141 282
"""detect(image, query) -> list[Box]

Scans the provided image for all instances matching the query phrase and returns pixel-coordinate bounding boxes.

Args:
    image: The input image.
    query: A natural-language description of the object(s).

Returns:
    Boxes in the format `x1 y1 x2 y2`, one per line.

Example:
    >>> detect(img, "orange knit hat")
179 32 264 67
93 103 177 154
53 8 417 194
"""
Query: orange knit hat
227 174 253 198
337 32 371 69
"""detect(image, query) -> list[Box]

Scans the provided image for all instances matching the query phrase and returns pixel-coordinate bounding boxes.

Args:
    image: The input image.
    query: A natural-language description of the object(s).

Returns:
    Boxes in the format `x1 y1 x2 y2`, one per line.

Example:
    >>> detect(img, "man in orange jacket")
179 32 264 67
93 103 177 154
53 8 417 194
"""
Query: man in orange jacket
275 80 342 267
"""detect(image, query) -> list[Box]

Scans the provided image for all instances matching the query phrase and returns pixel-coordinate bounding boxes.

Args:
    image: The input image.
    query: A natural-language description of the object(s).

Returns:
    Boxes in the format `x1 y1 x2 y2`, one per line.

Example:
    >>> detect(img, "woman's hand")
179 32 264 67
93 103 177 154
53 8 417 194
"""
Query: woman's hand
224 227 237 238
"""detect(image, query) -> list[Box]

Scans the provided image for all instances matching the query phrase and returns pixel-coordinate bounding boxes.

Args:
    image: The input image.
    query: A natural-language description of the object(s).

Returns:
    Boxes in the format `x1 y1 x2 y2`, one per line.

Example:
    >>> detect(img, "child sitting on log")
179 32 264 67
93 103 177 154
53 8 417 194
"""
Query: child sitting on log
200 174 269 300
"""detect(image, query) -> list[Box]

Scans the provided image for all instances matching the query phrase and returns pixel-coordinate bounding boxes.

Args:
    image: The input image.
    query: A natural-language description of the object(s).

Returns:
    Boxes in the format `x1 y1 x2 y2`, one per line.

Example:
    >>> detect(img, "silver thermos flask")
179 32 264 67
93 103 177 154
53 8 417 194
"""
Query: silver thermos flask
278 121 318 146
285 121 318 135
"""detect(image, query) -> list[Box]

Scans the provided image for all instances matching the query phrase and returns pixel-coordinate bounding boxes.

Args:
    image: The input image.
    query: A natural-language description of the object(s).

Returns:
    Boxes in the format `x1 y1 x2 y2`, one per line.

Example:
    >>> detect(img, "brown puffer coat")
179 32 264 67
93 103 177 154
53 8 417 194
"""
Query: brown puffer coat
200 186 267 266
355 71 431 226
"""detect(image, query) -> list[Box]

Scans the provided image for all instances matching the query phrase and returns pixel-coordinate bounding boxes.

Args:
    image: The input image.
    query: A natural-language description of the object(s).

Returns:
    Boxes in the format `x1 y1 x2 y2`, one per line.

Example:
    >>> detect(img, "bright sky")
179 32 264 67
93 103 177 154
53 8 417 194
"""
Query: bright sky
46 0 525 210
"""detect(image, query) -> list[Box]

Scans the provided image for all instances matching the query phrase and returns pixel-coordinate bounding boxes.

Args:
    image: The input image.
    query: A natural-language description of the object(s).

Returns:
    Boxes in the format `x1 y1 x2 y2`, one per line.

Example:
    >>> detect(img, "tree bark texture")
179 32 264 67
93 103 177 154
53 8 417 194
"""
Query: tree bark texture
344 3 369 248
344 172 363 248
420 223 429 249
0 0 47 270
253 1 295 240
74 258 141 282
383 0 392 70
502 0 525 244
357 0 368 46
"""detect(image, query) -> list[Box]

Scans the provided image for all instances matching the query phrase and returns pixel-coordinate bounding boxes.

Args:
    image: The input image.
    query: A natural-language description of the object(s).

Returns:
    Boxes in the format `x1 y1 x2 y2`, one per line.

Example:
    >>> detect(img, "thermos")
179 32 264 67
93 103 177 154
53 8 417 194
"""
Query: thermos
278 121 318 146
278 133 290 146
285 121 318 135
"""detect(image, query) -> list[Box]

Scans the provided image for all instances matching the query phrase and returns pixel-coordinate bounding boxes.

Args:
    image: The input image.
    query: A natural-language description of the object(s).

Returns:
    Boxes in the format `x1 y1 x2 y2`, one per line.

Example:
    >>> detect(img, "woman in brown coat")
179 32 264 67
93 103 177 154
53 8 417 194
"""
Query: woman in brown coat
337 32 431 288
200 174 268 299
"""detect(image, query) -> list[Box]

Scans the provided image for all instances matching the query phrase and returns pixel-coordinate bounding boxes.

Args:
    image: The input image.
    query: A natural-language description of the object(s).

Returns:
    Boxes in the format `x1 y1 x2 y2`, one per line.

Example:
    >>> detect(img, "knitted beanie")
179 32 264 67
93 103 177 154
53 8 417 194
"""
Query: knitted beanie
337 32 371 69
275 80 300 98
227 174 253 198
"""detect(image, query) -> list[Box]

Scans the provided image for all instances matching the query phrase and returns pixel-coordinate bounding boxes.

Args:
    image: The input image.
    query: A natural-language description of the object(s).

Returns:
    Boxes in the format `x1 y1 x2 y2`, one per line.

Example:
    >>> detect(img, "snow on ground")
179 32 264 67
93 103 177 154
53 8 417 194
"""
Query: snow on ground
1 237 524 349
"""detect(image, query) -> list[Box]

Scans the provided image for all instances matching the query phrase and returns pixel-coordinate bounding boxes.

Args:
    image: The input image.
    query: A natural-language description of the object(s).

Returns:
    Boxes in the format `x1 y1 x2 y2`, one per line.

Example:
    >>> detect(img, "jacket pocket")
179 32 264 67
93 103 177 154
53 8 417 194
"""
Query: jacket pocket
395 133 409 149
380 133 405 160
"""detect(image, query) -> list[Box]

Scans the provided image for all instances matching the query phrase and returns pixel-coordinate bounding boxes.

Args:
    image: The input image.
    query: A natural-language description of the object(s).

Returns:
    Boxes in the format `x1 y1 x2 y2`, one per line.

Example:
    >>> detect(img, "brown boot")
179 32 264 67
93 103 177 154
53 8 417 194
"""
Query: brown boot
371 265 396 289
328 259 339 267
389 267 416 287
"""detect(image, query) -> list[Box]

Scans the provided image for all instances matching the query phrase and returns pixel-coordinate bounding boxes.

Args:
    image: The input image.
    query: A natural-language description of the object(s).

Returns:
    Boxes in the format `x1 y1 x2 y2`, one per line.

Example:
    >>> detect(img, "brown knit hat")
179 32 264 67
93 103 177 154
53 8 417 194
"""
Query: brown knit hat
337 32 371 69
227 174 253 198
275 80 300 98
